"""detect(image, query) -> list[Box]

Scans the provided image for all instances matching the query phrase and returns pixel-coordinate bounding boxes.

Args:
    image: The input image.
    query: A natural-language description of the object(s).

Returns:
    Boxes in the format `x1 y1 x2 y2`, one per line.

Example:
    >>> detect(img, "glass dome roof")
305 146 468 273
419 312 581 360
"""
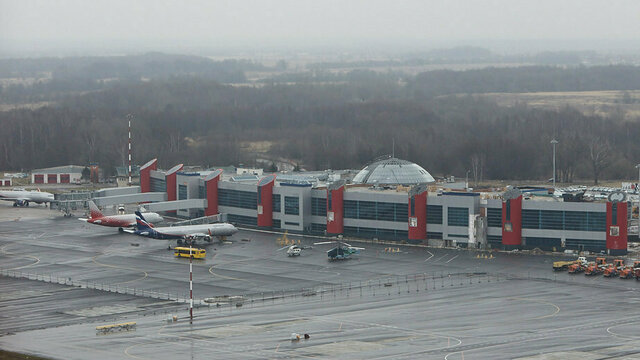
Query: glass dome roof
352 157 435 185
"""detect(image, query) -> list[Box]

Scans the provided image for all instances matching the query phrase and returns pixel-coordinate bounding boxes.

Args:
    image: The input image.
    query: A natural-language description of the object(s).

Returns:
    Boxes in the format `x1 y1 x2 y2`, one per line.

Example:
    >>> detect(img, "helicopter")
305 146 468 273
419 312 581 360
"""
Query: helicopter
276 231 312 256
313 240 365 260
277 244 312 257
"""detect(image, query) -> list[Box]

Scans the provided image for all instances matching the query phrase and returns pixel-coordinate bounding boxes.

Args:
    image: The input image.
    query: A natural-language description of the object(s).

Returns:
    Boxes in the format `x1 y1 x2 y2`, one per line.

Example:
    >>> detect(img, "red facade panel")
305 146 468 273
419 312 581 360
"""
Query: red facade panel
606 201 628 254
257 175 275 227
60 174 70 183
166 164 184 204
204 170 222 216
34 174 44 184
326 184 345 235
408 190 427 242
139 159 158 193
47 174 57 184
501 195 522 247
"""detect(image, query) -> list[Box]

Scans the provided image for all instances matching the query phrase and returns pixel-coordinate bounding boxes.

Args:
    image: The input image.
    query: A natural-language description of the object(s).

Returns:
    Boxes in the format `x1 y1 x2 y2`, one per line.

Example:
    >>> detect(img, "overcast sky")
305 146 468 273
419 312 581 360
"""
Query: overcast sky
2 0 639 55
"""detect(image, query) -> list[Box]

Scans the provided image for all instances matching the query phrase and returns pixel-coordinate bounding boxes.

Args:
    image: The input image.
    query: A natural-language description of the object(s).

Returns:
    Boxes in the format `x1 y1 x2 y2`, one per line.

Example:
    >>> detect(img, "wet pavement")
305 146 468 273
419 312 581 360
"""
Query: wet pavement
1 203 640 359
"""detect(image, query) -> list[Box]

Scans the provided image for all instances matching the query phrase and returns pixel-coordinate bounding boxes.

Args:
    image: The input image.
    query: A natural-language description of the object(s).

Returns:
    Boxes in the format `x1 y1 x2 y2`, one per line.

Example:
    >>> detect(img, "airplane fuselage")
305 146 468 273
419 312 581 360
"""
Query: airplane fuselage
135 223 238 239
0 189 55 206
86 213 163 228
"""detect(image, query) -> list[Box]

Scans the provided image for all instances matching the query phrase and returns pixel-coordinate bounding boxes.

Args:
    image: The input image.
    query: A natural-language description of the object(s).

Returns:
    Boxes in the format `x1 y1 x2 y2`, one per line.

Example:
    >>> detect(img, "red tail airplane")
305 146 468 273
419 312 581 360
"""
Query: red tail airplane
79 200 163 231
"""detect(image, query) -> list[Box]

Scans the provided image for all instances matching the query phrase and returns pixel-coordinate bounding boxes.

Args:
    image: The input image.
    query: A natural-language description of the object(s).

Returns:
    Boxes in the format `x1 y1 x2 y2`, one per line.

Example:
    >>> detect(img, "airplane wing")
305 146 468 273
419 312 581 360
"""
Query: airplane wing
78 218 89 222
122 229 136 234
0 197 25 201
183 232 211 240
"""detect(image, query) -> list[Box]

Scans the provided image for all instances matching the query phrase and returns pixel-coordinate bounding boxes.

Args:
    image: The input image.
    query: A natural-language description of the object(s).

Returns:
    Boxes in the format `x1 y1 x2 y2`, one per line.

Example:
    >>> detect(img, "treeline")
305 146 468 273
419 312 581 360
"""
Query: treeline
307 47 603 70
2 77 640 184
0 52 265 79
264 65 640 100
406 65 640 98
0 53 265 104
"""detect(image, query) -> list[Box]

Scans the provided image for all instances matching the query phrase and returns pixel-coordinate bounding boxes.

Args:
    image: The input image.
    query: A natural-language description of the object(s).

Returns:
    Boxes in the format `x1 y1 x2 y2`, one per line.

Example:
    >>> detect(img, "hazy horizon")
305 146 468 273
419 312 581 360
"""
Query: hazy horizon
2 0 640 57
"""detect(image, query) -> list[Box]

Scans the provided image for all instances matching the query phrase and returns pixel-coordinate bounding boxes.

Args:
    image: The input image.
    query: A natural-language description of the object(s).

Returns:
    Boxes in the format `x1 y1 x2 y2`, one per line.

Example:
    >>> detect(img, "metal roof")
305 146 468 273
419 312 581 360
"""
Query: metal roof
231 174 260 182
166 164 184 176
258 174 276 186
204 169 223 181
32 165 85 174
353 157 435 186
140 158 157 171
115 165 140 177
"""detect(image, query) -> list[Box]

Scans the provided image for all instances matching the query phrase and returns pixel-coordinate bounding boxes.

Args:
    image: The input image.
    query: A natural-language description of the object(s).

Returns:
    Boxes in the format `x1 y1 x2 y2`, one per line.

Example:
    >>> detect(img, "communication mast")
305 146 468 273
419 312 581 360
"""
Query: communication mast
189 245 193 322
127 114 133 186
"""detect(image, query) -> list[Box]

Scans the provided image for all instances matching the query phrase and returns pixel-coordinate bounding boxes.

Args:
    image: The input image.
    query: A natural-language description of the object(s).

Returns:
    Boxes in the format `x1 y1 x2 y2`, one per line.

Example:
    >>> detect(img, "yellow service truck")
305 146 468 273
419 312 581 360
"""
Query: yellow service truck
553 256 587 271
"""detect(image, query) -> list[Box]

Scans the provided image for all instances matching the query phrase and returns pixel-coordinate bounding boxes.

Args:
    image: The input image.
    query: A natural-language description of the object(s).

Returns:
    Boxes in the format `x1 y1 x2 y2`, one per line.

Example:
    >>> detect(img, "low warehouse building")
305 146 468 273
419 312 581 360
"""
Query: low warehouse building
31 165 84 184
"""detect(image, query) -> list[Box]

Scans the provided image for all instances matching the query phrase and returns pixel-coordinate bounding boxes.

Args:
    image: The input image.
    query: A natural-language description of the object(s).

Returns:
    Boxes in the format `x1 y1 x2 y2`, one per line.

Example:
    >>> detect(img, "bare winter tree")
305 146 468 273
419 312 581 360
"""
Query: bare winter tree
588 137 610 185
471 154 485 186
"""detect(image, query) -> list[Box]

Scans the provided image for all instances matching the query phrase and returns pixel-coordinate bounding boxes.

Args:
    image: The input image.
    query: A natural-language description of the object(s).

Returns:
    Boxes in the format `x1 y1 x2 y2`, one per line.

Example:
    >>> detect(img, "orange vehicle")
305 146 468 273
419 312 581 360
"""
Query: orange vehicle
635 267 640 281
568 262 585 274
620 261 640 279
603 259 625 278
585 257 607 276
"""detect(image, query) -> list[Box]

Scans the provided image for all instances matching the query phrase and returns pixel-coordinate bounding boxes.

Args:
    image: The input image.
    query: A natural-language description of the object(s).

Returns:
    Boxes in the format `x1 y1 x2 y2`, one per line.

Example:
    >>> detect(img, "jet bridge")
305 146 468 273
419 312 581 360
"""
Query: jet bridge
144 199 207 212
169 213 226 226
93 186 140 198
92 192 167 207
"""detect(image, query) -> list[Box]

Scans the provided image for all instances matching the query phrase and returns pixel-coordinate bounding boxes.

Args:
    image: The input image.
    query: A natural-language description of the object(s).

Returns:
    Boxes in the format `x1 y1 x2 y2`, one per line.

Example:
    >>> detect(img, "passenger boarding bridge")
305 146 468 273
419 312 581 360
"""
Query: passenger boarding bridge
53 185 205 217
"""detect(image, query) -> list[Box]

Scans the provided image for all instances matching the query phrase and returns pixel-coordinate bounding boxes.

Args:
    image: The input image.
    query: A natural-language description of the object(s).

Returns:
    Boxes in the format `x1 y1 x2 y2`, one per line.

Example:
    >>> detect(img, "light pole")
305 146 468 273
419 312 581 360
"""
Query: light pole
465 170 470 190
635 164 640 193
551 139 558 189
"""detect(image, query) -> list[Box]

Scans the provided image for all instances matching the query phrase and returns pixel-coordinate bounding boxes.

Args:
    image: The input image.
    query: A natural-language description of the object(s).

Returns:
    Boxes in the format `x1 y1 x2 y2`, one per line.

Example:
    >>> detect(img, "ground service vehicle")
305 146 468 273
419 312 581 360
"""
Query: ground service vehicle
563 257 588 273
619 262 639 279
585 257 607 276
553 260 578 271
174 247 206 259
553 256 587 271
603 259 625 277
568 262 586 274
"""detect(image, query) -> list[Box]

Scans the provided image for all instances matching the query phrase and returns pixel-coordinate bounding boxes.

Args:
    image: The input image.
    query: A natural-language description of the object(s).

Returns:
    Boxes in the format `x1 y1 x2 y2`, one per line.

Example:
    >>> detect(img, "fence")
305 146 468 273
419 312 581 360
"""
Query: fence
0 268 507 309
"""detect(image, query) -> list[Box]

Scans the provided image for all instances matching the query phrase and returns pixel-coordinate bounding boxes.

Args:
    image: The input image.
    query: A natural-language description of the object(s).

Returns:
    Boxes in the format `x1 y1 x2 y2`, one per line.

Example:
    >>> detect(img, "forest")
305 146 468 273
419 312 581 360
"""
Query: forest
1 53 640 184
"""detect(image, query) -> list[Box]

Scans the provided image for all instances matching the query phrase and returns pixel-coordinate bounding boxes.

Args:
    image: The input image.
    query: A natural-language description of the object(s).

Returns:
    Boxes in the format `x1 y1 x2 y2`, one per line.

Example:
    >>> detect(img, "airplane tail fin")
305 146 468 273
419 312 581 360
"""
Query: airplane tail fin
135 211 146 222
88 200 103 219
135 211 153 230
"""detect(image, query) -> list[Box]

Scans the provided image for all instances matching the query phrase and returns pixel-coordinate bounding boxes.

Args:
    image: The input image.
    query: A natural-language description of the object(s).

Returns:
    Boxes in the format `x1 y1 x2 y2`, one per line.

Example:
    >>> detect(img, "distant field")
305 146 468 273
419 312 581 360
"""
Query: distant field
476 90 640 120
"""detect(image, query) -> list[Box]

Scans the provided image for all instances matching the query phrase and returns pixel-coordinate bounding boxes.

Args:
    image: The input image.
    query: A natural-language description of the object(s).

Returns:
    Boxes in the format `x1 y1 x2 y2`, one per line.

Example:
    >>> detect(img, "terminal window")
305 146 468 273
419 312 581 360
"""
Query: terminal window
272 194 281 212
284 196 299 215
447 207 469 227
427 205 443 224
311 197 327 216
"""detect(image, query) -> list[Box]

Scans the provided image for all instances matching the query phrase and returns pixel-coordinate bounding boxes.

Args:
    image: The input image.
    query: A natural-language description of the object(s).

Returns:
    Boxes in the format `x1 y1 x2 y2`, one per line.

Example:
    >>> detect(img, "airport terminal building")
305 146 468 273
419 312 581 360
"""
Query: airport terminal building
137 157 629 255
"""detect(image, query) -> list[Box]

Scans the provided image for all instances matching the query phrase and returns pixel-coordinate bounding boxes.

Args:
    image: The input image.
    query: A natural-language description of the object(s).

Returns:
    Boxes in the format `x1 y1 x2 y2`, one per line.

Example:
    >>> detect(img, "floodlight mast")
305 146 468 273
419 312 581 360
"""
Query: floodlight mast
127 114 133 186
189 245 193 322
551 139 559 189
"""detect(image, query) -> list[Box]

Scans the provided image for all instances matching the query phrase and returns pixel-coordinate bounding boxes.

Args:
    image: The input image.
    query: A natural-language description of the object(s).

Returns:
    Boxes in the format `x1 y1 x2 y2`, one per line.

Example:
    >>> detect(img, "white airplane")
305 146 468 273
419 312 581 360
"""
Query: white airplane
79 200 163 232
0 188 55 207
127 211 239 244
